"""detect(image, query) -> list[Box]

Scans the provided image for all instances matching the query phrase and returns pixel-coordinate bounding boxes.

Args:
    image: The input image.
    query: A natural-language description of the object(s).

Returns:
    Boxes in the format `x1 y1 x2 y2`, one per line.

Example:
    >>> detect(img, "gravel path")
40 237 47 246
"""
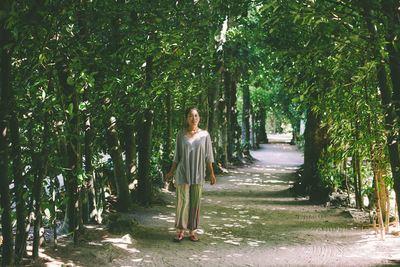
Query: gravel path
38 135 400 266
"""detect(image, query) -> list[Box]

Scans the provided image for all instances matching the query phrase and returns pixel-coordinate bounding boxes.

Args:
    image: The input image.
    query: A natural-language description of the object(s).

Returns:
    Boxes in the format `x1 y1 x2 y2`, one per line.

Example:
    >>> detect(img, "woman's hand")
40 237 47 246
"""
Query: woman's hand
210 174 216 185
165 172 173 181
166 163 177 182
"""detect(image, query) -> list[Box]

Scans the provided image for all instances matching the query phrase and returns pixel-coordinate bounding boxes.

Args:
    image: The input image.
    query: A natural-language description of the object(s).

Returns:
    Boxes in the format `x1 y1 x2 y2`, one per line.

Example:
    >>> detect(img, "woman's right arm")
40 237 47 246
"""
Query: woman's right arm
166 130 180 181
166 162 177 181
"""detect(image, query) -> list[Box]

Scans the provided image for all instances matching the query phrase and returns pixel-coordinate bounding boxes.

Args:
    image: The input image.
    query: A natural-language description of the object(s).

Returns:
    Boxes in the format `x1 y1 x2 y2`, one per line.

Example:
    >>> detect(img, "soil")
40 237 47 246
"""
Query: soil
30 134 400 266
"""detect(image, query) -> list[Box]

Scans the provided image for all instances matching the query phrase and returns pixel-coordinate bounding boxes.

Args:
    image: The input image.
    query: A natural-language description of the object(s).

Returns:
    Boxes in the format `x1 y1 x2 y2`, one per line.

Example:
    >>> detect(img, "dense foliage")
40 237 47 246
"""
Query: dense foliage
1 0 400 265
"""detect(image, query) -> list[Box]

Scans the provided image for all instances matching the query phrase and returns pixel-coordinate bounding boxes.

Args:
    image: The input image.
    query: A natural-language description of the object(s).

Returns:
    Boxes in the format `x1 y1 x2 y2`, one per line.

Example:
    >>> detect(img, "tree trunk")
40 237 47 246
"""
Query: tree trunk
70 86 82 245
137 109 154 206
352 153 363 209
32 120 50 259
207 61 223 167
0 22 14 267
50 175 58 247
362 1 400 228
10 94 26 262
56 60 82 244
366 102 387 219
106 117 132 211
258 108 268 144
232 69 243 161
219 76 228 167
376 63 400 219
124 123 137 184
372 160 386 240
242 72 251 156
382 1 400 120
84 115 98 223
164 88 174 190
224 71 232 161
303 108 328 202
382 3 400 220
250 109 257 149
290 119 300 145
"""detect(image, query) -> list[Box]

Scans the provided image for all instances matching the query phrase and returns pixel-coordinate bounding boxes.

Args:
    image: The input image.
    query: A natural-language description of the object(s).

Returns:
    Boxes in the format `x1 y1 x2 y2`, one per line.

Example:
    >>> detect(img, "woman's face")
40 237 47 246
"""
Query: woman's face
186 109 200 128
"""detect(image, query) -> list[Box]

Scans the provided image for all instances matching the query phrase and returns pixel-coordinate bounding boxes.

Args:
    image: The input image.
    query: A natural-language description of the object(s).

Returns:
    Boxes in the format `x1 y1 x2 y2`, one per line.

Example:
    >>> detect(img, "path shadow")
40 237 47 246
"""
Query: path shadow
205 189 311 206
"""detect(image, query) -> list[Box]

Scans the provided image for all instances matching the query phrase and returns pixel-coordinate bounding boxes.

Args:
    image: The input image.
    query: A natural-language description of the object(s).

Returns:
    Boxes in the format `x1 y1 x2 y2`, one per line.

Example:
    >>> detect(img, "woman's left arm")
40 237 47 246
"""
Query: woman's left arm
207 162 216 185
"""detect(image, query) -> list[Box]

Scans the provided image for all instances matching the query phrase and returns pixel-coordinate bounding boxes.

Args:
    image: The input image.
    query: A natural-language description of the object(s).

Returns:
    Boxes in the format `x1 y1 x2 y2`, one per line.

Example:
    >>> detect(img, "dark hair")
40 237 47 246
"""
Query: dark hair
185 107 201 118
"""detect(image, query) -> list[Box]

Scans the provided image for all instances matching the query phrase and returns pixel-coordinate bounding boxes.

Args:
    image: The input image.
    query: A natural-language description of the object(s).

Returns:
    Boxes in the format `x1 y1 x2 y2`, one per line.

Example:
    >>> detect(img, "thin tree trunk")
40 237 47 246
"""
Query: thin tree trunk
366 95 388 222
343 158 350 205
362 2 400 224
50 176 58 248
356 157 363 209
242 72 251 156
208 61 223 165
85 116 98 222
303 108 328 202
224 71 234 162
379 172 388 223
258 108 268 144
137 109 153 206
376 63 400 218
56 59 82 244
382 1 400 120
32 110 50 259
219 77 228 167
124 123 136 184
10 94 26 262
373 165 385 240
385 188 390 234
250 109 257 149
106 117 132 211
352 154 361 209
232 69 243 160
0 21 14 266
164 88 174 190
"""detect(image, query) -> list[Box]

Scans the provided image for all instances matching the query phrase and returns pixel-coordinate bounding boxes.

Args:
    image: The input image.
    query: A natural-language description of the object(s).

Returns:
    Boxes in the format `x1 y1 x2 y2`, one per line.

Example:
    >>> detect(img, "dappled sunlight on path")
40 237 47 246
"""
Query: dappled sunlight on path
36 135 400 266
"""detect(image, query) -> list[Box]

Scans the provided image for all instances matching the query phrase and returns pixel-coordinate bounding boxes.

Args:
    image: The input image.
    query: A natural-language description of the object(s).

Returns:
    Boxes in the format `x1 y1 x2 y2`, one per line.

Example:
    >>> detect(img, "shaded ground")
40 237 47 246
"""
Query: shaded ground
34 134 400 266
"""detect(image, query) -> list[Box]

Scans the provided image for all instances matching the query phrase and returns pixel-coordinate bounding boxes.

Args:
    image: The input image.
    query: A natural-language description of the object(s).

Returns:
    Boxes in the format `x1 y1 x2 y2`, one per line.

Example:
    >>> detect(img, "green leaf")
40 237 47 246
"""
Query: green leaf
67 103 73 115
67 76 74 86
0 10 8 21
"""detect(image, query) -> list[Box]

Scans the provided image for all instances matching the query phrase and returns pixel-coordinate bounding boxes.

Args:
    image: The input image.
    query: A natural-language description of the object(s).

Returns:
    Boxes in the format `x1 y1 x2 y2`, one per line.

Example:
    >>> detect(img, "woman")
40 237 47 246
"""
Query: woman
165 107 216 242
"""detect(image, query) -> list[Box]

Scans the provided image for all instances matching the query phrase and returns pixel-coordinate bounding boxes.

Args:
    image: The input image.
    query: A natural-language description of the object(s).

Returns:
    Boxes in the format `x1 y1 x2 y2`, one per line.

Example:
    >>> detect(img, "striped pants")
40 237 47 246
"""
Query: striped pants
175 184 203 230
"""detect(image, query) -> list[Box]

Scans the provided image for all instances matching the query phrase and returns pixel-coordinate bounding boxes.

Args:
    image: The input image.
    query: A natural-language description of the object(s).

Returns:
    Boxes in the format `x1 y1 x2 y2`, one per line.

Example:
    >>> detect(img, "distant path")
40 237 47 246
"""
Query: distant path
40 134 400 266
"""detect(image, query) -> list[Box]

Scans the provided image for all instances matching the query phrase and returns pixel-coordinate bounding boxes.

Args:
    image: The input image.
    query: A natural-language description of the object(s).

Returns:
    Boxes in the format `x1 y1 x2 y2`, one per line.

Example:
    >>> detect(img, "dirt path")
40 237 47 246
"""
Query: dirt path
39 135 400 266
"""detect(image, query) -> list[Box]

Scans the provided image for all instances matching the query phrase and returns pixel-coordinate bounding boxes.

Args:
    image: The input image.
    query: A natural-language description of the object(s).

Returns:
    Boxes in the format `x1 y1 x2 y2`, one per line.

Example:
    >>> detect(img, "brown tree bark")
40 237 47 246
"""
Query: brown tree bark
56 60 82 244
257 107 268 144
242 72 251 156
32 113 50 259
208 61 223 166
362 0 400 226
381 2 400 219
84 116 97 222
137 109 154 206
381 1 400 120
10 91 26 262
224 71 233 162
303 108 329 202
352 152 363 210
219 74 228 167
123 123 137 184
0 17 14 266
106 117 132 211
232 69 243 161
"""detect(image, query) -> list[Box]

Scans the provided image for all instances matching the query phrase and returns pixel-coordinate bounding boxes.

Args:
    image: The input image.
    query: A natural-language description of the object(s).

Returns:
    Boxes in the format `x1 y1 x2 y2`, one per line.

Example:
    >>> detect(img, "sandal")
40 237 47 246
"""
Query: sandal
174 234 184 242
189 234 199 242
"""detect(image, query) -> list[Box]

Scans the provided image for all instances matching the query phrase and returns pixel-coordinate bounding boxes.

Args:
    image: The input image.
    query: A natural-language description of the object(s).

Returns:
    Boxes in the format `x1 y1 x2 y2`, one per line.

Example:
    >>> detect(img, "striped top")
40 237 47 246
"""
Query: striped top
173 129 214 185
